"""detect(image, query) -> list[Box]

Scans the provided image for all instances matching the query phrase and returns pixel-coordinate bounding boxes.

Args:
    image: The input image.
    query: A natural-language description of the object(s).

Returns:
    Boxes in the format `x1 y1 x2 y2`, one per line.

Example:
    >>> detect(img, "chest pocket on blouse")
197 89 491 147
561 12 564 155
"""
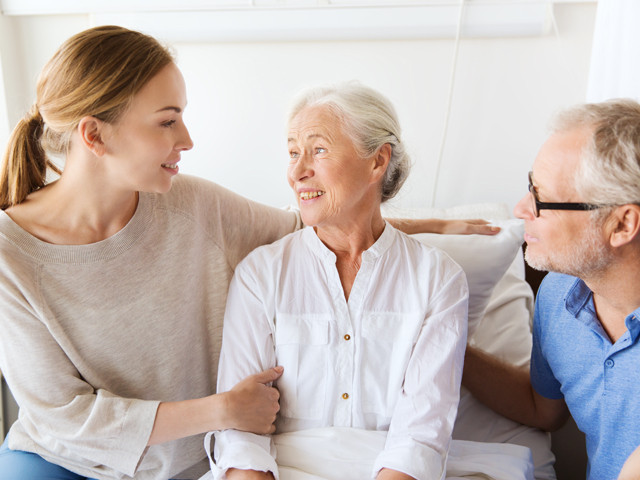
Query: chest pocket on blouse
360 312 423 418
275 314 330 420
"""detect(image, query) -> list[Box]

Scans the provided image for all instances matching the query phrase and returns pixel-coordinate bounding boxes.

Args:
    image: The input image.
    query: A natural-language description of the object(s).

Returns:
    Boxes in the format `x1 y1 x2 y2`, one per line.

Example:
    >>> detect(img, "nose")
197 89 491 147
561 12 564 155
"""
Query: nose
513 192 534 220
176 120 194 151
288 153 314 183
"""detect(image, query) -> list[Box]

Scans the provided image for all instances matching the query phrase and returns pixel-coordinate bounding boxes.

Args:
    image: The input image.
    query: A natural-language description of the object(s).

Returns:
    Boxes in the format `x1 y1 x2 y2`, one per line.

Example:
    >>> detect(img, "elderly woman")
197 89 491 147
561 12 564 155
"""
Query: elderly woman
210 84 469 480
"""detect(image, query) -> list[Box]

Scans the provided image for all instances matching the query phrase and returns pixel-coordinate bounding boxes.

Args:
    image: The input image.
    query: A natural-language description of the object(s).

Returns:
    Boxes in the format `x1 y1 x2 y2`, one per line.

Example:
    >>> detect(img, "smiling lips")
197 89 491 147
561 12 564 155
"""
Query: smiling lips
299 190 325 200
162 162 178 170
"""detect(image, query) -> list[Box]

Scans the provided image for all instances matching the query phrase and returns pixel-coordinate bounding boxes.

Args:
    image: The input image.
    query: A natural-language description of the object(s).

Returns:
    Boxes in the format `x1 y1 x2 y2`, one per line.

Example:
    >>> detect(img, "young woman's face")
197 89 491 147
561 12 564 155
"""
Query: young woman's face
101 62 193 194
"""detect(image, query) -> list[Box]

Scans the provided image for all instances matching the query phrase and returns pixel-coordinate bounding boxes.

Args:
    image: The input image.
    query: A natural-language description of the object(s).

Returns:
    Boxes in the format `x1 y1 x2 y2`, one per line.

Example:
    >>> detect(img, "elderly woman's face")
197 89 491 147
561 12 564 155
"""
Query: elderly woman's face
287 106 375 228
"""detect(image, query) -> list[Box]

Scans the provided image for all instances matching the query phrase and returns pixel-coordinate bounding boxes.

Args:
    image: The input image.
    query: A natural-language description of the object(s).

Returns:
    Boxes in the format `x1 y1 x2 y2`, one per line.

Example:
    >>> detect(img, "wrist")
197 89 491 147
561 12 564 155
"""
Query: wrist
209 391 232 431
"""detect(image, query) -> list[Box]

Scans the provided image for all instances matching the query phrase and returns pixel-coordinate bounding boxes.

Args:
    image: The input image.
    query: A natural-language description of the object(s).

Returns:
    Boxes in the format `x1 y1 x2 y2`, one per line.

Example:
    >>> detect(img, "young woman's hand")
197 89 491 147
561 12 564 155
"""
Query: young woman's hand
222 366 283 434
387 218 500 236
148 366 283 445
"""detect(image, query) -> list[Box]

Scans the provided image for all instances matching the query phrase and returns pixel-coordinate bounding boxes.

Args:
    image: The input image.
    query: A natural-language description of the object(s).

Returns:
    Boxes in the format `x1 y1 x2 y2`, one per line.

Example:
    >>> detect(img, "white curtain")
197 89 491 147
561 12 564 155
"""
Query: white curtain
587 0 640 102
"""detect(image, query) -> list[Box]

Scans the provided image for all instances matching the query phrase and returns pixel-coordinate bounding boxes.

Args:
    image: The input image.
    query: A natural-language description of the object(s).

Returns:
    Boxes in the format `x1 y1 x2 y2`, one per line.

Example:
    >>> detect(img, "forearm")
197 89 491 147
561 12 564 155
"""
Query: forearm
462 345 568 430
148 393 231 445
387 218 500 235
376 468 415 480
387 218 448 235
149 363 282 446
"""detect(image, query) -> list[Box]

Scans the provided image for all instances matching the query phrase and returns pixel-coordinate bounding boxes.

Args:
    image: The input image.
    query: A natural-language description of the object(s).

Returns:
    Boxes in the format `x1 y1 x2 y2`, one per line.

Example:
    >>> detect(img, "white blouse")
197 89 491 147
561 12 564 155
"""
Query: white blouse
213 224 468 480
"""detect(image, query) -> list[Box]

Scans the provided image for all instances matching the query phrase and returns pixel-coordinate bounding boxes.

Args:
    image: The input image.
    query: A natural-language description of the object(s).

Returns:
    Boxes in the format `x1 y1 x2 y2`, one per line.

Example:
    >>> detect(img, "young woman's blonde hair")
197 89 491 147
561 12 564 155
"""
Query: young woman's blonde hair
0 25 174 209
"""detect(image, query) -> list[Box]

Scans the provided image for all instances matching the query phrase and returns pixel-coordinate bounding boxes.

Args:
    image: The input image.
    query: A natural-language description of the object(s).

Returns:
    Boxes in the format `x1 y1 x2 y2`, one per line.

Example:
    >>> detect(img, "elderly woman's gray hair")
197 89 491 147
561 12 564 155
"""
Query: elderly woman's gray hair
287 82 411 203
551 99 640 218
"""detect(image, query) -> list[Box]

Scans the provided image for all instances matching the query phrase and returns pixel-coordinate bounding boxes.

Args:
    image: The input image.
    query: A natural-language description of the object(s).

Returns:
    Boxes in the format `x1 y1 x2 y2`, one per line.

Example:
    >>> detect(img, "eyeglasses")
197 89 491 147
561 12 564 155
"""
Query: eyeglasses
527 171 611 218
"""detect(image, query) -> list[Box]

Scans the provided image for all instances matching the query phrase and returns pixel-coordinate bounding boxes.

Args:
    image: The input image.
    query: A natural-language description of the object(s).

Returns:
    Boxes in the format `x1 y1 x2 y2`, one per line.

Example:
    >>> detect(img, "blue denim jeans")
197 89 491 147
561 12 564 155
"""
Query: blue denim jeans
0 436 98 480
0 436 188 479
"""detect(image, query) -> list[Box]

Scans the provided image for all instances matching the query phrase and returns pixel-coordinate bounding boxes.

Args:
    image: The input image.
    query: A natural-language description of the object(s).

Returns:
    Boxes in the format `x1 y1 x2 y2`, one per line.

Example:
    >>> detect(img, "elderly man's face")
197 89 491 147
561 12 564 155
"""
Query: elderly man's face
287 105 375 229
514 127 613 277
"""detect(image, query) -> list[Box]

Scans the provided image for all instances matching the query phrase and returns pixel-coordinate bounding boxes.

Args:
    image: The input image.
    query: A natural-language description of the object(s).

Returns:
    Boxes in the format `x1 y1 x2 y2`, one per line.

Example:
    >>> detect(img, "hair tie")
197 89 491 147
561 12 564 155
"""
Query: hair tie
26 105 43 125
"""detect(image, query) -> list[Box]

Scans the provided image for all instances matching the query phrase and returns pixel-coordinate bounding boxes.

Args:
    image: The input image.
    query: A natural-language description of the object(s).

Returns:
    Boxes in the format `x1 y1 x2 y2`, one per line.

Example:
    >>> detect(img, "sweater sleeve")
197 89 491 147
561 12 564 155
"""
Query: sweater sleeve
0 264 159 477
179 176 302 270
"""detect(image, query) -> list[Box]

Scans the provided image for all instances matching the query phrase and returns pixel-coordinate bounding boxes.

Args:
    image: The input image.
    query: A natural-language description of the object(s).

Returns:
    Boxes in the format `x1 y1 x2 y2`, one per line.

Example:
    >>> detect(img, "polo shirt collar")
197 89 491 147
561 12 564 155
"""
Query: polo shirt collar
564 277 593 317
625 311 640 343
565 276 640 344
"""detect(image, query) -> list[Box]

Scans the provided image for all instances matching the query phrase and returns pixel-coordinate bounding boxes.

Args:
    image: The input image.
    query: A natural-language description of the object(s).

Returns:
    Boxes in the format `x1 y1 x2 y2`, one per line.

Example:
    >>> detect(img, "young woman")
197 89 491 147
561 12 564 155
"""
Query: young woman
0 25 295 480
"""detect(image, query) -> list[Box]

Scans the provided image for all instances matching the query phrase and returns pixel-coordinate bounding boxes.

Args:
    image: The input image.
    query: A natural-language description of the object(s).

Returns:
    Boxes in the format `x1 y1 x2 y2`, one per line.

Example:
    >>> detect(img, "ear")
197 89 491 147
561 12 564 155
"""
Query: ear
369 143 392 185
77 116 107 156
608 204 640 248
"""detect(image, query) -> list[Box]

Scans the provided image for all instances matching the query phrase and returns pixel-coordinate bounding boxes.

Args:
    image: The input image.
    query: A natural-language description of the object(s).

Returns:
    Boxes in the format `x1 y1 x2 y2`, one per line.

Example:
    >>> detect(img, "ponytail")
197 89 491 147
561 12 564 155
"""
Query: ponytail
0 105 61 209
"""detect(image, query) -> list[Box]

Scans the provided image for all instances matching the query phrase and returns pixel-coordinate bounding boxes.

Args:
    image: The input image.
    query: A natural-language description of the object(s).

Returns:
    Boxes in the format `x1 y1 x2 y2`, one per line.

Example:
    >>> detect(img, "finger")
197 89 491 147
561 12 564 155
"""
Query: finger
251 366 284 385
463 219 490 225
472 224 501 235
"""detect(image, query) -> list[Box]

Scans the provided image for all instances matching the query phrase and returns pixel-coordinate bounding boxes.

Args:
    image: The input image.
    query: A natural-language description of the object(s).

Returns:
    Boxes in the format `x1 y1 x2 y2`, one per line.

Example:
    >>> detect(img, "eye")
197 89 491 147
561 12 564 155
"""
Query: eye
315 147 327 155
161 120 176 128
289 150 300 161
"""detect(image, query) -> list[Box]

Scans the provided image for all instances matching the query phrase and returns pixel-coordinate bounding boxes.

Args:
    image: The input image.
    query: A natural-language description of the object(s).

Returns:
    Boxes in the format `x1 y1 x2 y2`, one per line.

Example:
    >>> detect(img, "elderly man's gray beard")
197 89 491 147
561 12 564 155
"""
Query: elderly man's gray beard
525 223 614 279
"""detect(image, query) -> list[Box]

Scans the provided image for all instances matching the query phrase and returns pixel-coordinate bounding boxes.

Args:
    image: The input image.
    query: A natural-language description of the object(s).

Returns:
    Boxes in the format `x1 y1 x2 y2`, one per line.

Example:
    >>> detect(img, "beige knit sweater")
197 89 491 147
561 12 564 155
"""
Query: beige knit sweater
0 175 300 479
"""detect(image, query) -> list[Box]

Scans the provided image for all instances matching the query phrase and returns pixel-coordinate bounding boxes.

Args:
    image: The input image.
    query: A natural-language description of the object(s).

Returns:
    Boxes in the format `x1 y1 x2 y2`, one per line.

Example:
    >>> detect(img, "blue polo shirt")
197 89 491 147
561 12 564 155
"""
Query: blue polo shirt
530 272 640 480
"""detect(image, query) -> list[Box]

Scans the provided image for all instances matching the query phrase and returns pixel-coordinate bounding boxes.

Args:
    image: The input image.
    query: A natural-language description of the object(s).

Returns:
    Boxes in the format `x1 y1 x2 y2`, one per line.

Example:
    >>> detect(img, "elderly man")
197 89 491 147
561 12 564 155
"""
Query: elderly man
462 99 640 480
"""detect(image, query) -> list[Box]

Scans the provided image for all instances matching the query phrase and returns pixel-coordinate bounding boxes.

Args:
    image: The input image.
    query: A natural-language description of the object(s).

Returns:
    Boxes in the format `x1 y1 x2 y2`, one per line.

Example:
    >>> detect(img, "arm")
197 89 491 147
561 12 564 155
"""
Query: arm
199 179 302 269
148 367 282 445
213 258 280 478
618 445 640 480
374 259 469 480
462 345 569 431
0 286 282 467
0 298 159 476
387 218 500 236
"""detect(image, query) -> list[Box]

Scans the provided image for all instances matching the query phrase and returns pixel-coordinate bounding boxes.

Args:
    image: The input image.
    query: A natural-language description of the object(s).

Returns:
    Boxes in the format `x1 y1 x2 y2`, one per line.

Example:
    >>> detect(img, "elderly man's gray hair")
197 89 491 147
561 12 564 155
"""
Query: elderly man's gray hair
552 99 640 213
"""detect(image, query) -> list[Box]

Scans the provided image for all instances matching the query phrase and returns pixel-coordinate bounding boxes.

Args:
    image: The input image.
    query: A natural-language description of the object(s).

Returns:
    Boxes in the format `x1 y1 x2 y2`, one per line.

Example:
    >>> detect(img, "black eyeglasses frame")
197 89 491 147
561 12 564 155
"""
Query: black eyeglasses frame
527 171 612 218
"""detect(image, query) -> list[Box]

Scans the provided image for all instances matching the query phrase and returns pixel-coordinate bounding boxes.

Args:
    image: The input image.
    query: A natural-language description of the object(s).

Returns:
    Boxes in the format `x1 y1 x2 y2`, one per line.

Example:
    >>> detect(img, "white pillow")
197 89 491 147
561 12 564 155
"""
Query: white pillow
410 218 524 337
453 251 556 480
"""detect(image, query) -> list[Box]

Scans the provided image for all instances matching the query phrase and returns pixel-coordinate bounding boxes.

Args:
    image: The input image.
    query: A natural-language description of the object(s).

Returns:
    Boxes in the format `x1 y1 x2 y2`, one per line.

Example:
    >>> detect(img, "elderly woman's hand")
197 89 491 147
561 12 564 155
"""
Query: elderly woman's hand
387 218 500 236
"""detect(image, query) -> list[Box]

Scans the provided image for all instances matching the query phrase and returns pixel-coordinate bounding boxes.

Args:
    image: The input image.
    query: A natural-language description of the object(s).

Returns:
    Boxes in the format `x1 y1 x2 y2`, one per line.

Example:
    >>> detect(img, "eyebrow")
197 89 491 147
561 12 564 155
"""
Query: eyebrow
156 106 182 113
288 133 330 143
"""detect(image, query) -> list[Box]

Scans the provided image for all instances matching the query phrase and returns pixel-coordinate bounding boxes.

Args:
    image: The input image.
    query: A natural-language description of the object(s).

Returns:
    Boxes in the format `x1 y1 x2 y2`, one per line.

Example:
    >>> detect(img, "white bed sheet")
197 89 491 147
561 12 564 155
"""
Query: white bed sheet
202 427 534 480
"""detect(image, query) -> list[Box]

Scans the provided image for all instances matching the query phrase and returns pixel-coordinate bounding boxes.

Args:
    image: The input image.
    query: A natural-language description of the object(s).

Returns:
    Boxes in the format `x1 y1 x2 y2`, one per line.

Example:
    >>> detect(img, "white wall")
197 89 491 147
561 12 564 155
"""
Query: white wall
0 0 598 438
0 3 596 214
